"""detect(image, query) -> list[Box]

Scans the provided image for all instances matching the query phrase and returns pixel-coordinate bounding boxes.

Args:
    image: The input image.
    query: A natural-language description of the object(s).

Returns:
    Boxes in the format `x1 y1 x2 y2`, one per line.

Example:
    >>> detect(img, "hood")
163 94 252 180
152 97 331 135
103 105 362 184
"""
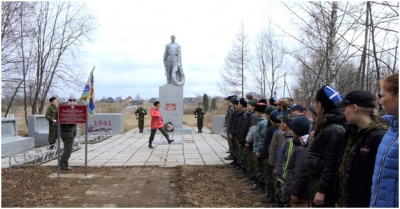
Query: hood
322 108 347 126
349 116 389 135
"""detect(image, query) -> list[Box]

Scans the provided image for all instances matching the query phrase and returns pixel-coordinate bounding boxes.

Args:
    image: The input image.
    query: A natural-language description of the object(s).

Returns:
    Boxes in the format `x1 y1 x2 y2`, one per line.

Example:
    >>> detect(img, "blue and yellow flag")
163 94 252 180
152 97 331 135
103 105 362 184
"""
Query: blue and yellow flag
80 67 95 117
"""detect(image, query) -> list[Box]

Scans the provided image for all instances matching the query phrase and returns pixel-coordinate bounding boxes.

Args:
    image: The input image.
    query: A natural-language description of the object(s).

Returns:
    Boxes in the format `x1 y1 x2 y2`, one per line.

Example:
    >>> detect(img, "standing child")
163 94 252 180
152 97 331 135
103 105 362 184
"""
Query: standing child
282 116 311 207
266 110 285 204
251 101 268 195
274 114 295 207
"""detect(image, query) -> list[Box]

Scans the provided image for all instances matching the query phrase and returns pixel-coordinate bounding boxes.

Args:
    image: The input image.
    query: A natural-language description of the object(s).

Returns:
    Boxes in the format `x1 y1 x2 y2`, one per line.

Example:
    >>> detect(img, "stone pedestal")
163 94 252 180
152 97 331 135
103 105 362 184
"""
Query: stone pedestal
159 84 183 128
212 115 225 134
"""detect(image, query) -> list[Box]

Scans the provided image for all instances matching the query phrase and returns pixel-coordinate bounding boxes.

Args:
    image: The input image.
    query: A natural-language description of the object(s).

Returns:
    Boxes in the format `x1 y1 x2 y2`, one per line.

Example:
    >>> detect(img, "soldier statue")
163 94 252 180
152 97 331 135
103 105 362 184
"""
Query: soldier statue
163 35 185 86
135 103 147 133
193 103 206 133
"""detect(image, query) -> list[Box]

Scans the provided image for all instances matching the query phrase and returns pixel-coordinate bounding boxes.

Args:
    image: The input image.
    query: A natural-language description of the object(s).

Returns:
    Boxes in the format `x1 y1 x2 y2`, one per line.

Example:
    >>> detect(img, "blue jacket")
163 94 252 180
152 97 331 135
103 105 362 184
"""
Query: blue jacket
370 115 399 207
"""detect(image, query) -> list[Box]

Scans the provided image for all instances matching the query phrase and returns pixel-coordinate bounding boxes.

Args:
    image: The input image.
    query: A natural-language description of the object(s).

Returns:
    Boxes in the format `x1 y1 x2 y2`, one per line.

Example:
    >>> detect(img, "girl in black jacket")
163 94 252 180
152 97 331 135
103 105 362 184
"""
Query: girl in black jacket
305 85 347 207
335 90 387 207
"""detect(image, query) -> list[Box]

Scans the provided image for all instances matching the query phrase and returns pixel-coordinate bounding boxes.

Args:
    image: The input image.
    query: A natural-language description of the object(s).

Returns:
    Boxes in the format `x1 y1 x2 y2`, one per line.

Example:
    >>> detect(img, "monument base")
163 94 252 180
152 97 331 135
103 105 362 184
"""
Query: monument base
159 84 183 129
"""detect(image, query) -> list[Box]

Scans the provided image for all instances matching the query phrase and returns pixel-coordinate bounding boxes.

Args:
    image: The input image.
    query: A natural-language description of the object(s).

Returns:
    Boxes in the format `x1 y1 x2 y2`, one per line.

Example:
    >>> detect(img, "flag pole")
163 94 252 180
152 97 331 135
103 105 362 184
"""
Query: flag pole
85 107 88 176
57 125 61 177
80 66 95 177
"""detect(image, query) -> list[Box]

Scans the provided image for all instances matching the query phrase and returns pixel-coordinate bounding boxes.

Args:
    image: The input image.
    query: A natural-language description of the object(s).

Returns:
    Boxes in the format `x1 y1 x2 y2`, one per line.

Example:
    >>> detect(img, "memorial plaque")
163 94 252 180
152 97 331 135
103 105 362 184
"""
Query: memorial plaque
165 103 176 111
58 105 87 124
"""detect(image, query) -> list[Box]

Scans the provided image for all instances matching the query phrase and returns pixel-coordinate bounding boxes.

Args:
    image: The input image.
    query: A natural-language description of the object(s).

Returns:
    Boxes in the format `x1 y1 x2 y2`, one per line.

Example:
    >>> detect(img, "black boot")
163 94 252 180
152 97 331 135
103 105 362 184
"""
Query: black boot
252 181 266 195
148 140 153 148
245 179 257 186
167 138 174 144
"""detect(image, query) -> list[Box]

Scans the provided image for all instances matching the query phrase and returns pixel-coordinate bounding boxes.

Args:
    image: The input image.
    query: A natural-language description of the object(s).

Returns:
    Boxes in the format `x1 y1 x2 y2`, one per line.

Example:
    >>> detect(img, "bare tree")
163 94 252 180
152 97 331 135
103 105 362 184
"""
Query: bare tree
219 22 250 98
251 22 286 99
280 1 398 108
1 1 96 124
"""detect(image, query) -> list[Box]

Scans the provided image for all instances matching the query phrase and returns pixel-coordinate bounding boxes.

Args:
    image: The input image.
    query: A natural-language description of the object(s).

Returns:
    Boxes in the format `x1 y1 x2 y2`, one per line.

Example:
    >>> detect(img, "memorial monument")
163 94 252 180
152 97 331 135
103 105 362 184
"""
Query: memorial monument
158 35 191 133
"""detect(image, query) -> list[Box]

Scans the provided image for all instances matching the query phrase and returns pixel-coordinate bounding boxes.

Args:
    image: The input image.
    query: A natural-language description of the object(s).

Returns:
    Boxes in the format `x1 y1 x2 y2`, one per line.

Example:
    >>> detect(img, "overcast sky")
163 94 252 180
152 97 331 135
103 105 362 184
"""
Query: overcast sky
78 0 294 100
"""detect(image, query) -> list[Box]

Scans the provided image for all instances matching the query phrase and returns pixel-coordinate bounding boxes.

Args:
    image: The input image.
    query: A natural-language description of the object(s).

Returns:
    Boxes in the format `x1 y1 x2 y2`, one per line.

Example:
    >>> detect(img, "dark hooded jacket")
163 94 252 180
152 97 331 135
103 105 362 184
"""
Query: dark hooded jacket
238 111 257 146
283 136 310 199
261 121 276 159
305 109 347 194
236 108 248 146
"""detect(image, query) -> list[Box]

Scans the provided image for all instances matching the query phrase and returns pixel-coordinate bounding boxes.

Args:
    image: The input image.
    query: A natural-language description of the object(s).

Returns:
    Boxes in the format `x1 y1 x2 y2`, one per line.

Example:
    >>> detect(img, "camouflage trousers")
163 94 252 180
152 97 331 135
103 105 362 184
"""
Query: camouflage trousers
235 138 245 168
60 131 74 169
308 178 337 207
48 125 58 145
231 137 238 160
265 165 275 200
138 119 144 132
227 134 234 153
255 157 266 183
236 141 245 166
196 117 203 131
243 147 257 179
274 183 291 207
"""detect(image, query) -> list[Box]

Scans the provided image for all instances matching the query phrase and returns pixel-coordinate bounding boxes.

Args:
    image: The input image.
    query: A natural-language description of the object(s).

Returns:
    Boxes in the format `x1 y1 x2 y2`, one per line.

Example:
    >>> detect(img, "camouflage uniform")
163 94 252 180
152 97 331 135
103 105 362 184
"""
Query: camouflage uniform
266 129 286 203
45 105 58 145
225 105 235 152
253 117 268 183
135 107 147 133
193 107 206 132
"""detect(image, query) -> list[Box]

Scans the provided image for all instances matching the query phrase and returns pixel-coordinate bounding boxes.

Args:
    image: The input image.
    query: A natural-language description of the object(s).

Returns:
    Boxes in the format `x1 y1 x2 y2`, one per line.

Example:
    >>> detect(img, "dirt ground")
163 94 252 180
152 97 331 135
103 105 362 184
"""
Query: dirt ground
2 165 267 207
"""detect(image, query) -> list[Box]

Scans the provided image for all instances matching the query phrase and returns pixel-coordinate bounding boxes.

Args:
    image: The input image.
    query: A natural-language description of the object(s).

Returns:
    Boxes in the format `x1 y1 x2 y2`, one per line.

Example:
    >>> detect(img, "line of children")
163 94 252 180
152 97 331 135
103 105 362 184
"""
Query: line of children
223 73 398 207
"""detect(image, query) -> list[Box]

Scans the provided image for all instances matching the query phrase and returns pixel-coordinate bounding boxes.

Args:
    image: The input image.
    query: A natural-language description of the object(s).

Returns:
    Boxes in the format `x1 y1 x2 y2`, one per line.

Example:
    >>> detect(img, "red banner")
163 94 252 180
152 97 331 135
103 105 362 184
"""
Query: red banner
58 105 88 124
165 103 176 111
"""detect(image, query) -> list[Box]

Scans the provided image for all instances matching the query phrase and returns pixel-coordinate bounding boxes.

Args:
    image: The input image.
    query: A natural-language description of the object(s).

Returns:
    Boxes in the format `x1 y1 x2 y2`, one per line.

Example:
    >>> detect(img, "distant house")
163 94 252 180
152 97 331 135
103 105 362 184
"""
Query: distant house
183 97 196 102
148 98 157 103
106 97 114 103
115 97 123 103
124 96 133 103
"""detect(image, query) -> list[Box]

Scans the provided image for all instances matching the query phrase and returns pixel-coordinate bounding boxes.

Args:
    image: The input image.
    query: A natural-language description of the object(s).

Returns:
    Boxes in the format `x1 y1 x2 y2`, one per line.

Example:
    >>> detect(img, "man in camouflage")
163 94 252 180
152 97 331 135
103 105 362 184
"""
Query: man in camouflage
135 103 147 133
224 95 236 160
193 103 206 133
45 97 58 147
60 99 77 170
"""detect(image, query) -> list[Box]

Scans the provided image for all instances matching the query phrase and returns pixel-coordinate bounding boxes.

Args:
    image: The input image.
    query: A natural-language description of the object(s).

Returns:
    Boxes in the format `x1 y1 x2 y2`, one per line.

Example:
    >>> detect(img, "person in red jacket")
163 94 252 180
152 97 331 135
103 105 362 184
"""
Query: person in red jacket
148 101 174 148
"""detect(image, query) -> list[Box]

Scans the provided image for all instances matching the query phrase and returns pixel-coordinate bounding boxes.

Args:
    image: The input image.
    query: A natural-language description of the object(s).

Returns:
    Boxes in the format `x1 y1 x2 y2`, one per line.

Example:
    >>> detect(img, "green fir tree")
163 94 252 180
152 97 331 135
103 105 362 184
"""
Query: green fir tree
202 93 209 112
210 97 217 110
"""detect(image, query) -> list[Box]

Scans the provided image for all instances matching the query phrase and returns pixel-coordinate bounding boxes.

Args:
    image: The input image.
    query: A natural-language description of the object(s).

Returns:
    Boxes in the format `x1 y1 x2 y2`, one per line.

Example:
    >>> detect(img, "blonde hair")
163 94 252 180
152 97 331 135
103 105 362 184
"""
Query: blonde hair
358 106 378 120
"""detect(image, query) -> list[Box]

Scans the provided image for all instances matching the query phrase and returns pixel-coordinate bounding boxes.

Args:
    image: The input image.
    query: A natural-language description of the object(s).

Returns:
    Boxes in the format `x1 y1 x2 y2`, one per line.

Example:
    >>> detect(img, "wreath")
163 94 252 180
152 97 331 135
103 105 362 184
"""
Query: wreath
164 122 174 132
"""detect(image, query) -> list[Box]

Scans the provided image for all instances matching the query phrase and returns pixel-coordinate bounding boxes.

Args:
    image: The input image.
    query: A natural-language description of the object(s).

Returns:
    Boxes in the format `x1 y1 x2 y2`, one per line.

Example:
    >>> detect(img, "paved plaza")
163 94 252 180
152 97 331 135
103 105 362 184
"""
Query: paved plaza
34 127 230 168
1 127 233 207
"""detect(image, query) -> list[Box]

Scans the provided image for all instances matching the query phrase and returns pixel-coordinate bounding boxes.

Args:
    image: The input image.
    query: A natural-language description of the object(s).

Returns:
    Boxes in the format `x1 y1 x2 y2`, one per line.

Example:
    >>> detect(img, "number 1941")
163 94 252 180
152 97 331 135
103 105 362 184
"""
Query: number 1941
93 120 112 126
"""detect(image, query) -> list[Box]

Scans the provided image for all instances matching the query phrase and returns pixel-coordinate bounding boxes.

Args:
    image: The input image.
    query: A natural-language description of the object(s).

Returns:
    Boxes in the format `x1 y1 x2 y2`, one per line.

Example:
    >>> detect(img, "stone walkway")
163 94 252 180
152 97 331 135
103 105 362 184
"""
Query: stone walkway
41 127 230 167
2 127 231 207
